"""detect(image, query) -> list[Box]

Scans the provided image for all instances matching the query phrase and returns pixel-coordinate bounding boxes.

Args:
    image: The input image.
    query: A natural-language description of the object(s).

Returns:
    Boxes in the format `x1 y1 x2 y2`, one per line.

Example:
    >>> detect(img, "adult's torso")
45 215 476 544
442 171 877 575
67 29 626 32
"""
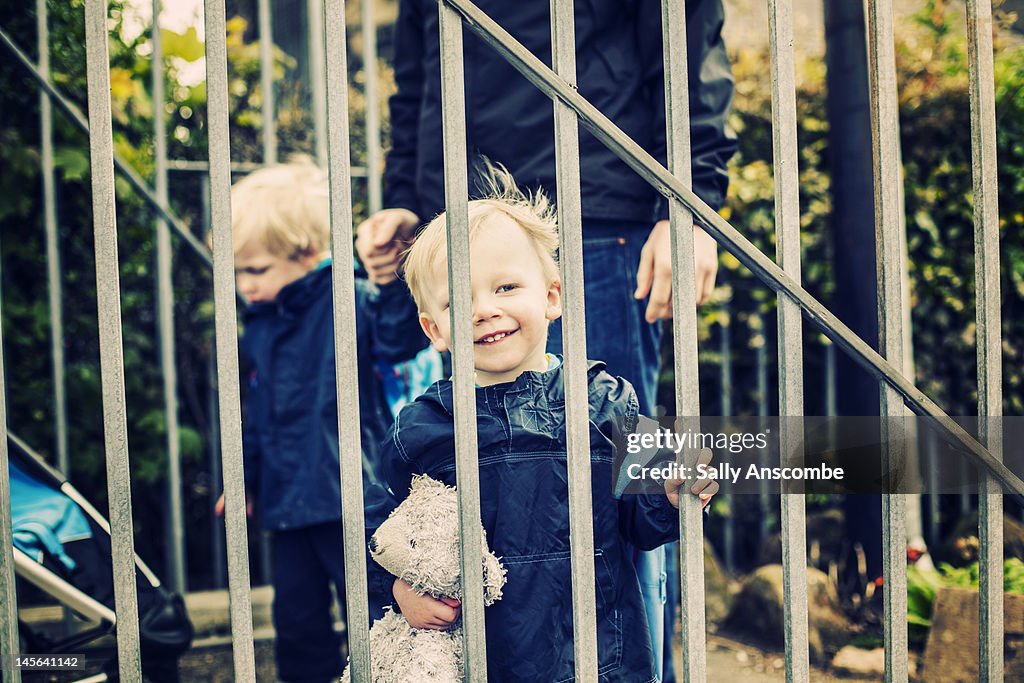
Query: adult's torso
407 0 661 224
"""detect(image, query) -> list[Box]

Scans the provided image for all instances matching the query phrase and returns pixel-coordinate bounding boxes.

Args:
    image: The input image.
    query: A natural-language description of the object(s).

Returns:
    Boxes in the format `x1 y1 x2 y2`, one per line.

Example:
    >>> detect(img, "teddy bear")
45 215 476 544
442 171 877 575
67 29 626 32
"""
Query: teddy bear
341 475 506 682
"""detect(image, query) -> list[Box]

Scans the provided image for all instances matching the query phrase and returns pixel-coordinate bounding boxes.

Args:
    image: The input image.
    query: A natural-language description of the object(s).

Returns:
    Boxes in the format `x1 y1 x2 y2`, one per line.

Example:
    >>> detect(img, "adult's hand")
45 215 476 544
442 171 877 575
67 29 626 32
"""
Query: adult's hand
356 208 421 285
633 220 719 321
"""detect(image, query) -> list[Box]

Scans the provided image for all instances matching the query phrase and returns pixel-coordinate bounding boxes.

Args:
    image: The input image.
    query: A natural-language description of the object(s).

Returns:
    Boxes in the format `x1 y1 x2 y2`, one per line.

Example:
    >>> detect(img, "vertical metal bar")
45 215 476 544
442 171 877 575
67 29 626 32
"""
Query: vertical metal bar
720 315 734 572
361 0 382 212
757 342 771 543
720 314 732 418
866 1 908 680
201 175 227 589
38 0 68 477
0 297 21 683
825 342 836 416
926 429 940 547
83 2 143 679
323 2 371 678
660 0 707 679
203 1 257 678
438 3 487 678
549 0 598 678
258 0 277 164
757 340 769 418
768 1 809 681
308 0 328 166
966 0 1004 679
152 0 186 595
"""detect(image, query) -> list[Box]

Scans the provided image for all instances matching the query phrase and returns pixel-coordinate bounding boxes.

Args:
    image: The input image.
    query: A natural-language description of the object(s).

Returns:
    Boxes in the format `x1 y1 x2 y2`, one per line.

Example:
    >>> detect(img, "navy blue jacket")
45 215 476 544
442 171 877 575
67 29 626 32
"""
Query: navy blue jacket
385 0 736 224
240 265 427 531
373 361 680 681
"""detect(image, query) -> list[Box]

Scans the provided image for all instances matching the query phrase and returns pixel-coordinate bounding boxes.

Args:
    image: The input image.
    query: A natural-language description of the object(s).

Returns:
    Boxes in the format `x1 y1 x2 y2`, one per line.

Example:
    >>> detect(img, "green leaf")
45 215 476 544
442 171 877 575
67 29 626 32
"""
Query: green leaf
53 146 90 181
161 27 204 63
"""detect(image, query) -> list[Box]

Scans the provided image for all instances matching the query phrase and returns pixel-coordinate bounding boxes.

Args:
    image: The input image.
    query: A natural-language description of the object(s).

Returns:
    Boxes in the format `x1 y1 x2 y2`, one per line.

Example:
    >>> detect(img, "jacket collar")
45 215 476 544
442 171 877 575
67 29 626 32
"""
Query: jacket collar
421 358 608 414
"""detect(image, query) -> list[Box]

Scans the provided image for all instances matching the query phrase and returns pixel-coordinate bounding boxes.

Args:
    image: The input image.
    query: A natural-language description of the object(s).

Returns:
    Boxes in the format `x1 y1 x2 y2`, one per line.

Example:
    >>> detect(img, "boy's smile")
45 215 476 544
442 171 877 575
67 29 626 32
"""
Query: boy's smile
419 215 561 386
475 328 517 345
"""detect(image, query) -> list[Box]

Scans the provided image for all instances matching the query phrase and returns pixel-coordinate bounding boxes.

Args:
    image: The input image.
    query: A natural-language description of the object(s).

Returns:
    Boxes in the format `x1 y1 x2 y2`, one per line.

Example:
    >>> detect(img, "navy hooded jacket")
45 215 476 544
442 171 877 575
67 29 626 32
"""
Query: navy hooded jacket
384 0 737 224
372 361 680 681
240 265 427 531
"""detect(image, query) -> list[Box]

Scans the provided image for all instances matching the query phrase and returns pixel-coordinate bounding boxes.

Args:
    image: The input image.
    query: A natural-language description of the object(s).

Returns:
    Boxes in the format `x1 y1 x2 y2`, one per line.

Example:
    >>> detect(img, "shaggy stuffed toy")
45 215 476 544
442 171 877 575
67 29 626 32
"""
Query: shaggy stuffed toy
341 475 506 682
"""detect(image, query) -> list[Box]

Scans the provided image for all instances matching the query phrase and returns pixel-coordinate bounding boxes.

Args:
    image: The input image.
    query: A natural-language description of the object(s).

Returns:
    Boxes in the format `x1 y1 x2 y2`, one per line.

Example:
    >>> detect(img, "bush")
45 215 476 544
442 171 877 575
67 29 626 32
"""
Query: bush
718 0 1024 418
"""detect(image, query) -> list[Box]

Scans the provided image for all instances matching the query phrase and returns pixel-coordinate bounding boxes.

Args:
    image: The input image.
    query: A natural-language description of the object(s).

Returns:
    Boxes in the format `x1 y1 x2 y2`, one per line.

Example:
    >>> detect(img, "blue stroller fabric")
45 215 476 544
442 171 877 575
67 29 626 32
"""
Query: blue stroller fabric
9 459 92 571
377 345 443 415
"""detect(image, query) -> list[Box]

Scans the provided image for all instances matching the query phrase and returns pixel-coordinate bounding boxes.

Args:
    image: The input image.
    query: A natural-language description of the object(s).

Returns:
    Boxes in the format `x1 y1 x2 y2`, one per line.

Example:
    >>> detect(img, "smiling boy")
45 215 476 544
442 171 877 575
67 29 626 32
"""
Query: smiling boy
370 170 717 681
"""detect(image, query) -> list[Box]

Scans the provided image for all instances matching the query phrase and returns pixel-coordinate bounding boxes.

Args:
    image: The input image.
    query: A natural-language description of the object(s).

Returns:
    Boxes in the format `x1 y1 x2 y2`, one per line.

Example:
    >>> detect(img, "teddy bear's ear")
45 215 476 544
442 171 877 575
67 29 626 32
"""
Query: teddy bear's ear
410 475 448 494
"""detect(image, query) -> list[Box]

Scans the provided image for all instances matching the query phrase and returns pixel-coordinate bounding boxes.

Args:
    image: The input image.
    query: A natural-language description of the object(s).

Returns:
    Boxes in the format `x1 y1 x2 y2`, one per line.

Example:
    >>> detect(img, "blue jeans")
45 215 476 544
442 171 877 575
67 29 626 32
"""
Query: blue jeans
547 219 671 681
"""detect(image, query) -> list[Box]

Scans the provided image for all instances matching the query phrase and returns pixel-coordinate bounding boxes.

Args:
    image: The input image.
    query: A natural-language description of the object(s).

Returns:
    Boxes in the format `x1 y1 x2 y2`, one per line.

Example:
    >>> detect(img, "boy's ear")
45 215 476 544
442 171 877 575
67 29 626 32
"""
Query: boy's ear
419 312 450 353
545 279 562 321
292 248 321 272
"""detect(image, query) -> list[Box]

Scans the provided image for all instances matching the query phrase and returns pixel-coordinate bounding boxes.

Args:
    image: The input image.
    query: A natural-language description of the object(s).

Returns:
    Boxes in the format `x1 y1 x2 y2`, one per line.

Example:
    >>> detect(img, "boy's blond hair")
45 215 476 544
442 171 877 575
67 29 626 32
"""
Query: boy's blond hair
403 165 560 310
231 156 330 258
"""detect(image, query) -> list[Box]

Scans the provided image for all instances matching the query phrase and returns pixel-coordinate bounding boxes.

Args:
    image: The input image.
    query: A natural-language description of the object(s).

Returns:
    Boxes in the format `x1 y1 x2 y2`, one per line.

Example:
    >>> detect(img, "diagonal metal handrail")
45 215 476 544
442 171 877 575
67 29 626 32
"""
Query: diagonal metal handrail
441 0 1024 499
0 24 213 268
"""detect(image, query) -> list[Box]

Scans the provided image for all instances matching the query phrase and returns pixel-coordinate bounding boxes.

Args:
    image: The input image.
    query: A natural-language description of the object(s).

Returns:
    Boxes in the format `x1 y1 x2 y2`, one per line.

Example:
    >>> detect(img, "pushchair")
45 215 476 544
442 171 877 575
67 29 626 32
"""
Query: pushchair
9 432 193 682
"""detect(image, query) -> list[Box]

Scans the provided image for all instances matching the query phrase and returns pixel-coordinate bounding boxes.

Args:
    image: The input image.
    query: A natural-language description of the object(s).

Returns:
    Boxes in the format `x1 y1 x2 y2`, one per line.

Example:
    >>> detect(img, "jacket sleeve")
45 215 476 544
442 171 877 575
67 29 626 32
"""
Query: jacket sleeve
366 278 429 363
365 401 427 602
364 481 402 603
589 369 680 549
642 0 737 221
239 339 262 496
383 0 425 213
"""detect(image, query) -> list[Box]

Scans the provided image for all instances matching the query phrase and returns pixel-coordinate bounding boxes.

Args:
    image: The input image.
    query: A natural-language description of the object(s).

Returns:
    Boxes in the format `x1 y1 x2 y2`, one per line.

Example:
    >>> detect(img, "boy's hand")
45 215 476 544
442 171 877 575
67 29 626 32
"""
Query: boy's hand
393 578 461 630
356 209 420 285
214 489 254 517
665 448 719 510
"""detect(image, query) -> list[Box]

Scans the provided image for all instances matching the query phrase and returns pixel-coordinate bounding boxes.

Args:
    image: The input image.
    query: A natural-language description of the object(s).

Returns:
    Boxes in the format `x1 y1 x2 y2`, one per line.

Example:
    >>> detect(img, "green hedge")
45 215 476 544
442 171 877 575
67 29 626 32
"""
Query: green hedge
716 1 1024 418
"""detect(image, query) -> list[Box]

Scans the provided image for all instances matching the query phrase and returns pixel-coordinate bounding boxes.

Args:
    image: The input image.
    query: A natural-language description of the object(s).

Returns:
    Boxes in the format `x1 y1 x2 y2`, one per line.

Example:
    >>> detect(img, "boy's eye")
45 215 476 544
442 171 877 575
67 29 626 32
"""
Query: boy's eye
496 283 519 293
237 266 270 276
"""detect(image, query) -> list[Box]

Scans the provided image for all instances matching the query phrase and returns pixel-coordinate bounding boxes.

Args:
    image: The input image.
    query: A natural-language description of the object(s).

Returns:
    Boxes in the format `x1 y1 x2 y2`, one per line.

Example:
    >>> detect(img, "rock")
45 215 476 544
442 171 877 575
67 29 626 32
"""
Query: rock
722 564 848 664
757 509 845 569
831 645 884 677
703 539 733 627
918 586 1024 682
933 512 1024 567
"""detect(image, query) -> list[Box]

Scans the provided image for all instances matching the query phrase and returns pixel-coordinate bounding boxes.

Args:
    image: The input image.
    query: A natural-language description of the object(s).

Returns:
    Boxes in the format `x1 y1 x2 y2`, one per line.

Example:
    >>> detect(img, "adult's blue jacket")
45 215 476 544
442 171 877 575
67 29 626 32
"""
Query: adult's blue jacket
240 265 427 531
372 361 680 681
384 0 737 224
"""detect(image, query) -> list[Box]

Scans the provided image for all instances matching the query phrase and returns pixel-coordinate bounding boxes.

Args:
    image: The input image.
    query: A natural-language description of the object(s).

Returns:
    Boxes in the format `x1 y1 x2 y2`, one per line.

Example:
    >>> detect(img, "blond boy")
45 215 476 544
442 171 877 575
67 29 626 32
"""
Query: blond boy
222 159 427 682
369 172 716 680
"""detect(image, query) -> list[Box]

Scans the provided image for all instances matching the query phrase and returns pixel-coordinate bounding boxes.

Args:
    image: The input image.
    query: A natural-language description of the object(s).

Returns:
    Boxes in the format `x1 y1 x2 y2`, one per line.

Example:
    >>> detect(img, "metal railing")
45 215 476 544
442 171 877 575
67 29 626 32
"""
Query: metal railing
0 1 1018 683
